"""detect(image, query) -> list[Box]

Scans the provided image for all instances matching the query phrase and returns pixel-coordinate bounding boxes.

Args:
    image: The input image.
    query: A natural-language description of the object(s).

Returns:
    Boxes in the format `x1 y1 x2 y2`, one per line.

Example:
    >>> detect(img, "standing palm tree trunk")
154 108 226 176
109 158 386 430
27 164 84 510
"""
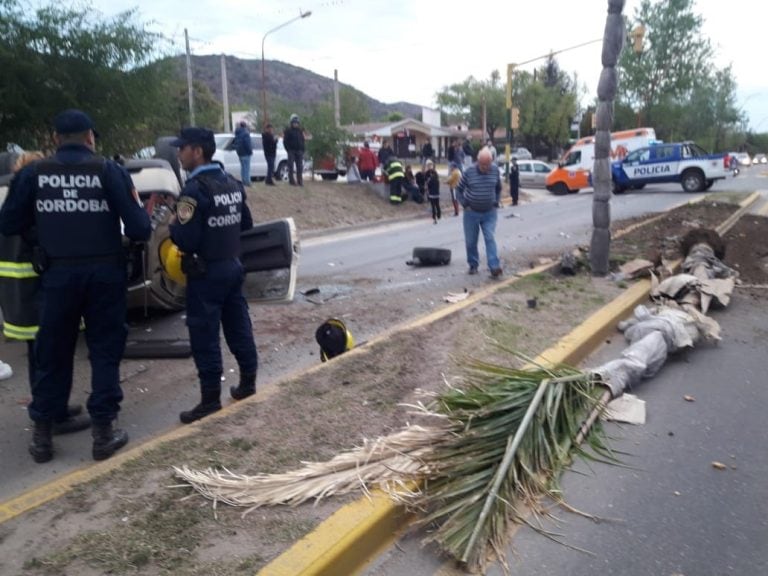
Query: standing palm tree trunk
590 0 626 275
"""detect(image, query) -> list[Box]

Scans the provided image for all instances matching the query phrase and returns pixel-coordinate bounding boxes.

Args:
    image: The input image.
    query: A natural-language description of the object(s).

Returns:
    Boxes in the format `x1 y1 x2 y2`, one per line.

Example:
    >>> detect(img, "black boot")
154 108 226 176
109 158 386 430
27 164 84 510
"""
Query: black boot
92 422 129 461
230 372 256 400
52 412 91 435
29 421 53 463
180 389 222 424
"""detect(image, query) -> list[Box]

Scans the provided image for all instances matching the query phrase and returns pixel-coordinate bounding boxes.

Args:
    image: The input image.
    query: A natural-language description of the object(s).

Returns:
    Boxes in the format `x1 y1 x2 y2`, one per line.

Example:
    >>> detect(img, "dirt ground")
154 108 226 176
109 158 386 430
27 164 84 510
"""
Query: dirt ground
1 185 766 576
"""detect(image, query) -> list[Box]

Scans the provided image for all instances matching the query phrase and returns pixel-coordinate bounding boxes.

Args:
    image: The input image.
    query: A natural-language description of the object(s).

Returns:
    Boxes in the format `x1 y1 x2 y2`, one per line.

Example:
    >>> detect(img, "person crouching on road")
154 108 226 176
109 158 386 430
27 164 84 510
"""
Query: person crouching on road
0 108 152 463
456 147 503 278
169 127 259 424
385 157 406 204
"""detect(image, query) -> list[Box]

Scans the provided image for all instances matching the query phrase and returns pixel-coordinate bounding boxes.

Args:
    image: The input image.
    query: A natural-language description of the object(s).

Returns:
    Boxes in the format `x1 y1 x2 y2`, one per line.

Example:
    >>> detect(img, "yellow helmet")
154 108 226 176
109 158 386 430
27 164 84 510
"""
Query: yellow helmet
159 238 186 286
315 318 355 362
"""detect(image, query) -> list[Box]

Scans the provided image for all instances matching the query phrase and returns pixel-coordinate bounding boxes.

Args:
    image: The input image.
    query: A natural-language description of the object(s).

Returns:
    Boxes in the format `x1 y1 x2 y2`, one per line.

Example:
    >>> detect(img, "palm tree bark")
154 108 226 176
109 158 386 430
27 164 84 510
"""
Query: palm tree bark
590 0 626 275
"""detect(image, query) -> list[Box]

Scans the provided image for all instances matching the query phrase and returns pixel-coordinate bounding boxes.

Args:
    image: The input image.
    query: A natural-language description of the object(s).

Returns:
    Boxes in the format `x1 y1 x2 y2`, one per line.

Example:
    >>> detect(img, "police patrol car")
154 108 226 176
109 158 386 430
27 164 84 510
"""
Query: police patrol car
610 141 731 194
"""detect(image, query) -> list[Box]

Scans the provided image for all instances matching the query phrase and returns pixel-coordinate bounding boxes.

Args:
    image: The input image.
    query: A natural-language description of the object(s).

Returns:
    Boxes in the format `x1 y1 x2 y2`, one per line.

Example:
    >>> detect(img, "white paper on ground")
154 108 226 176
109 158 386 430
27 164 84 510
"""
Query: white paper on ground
603 393 646 425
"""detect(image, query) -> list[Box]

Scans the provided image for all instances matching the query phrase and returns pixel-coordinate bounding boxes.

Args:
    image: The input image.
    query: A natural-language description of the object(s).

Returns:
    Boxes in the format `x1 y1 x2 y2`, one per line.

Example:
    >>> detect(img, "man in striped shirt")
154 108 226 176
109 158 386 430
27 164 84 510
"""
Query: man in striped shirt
456 147 503 277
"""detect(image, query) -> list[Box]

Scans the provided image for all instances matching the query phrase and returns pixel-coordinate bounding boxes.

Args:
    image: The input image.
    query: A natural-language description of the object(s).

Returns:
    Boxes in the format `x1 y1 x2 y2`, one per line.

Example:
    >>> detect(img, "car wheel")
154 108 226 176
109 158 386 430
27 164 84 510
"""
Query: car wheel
681 169 705 193
568 188 580 194
321 173 338 181
412 247 451 266
275 161 288 182
704 179 714 190
630 183 646 190
612 180 626 194
551 182 569 196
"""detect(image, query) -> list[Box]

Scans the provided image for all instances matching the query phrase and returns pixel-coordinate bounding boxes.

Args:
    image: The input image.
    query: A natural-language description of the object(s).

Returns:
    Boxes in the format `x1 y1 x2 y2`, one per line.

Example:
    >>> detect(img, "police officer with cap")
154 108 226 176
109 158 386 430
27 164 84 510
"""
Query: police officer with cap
169 127 259 424
0 108 152 463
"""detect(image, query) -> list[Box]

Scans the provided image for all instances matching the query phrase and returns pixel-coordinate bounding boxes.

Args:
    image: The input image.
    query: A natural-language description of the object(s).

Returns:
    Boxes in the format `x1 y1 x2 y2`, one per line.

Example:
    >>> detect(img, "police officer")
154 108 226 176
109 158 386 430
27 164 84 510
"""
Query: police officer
169 127 259 424
0 109 152 463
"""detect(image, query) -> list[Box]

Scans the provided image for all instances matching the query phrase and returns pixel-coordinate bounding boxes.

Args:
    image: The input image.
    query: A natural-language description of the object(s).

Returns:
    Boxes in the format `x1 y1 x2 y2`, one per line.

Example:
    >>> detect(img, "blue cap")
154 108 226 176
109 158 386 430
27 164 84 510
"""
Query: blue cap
169 127 215 148
54 109 98 136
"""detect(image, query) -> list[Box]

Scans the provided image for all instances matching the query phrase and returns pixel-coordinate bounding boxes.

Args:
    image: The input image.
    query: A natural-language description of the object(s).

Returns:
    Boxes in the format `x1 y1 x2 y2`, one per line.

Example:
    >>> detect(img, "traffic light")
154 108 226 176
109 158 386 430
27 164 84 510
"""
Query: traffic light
511 107 520 130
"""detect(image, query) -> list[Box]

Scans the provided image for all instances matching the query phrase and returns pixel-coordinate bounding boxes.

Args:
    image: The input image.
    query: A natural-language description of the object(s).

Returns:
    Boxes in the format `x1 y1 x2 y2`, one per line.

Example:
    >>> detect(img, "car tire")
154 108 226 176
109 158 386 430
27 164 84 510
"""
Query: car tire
321 173 338 181
704 179 714 190
551 182 569 196
612 181 626 194
275 161 288 182
681 169 705 193
412 247 451 266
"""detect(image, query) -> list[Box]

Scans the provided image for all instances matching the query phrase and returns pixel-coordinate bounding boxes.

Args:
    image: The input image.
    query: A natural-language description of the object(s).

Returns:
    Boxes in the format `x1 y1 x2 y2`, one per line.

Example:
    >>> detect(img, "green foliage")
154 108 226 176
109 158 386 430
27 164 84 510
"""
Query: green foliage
437 62 576 158
0 0 174 154
339 86 370 125
387 111 404 122
303 103 348 165
618 0 743 147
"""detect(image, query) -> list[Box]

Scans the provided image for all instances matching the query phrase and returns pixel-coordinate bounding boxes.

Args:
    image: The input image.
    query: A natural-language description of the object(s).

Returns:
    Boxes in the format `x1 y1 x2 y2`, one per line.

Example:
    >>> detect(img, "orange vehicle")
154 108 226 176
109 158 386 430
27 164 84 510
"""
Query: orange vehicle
545 127 658 195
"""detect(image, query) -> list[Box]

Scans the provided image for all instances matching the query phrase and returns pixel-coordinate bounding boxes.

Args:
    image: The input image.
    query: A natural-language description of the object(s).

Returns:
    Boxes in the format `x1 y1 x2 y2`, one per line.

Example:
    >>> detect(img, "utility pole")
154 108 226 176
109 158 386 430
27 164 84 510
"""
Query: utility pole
333 69 341 128
184 28 195 126
221 54 230 132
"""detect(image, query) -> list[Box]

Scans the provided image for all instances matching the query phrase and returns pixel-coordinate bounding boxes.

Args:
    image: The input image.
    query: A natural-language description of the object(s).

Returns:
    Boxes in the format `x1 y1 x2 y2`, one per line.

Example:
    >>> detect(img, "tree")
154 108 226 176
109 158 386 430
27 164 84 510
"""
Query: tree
514 58 578 157
303 102 348 170
617 0 741 146
0 0 170 154
435 73 505 141
339 86 370 125
387 112 404 122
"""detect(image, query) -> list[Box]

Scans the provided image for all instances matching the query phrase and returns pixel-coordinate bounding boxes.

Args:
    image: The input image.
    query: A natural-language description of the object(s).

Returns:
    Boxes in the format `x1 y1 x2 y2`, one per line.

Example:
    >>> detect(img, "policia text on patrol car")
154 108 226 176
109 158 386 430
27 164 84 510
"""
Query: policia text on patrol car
169 127 259 424
0 109 152 464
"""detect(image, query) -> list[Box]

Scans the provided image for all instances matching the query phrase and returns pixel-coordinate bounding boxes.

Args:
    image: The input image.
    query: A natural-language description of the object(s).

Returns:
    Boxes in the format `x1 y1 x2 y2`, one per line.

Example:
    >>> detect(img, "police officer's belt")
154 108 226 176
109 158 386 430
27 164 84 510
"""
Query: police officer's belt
47 254 125 268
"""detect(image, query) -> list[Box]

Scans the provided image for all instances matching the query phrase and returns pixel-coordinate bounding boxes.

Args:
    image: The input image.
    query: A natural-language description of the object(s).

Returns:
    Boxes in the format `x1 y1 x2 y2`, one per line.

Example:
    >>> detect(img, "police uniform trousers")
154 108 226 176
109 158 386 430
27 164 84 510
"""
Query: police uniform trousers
185 259 258 394
29 263 127 425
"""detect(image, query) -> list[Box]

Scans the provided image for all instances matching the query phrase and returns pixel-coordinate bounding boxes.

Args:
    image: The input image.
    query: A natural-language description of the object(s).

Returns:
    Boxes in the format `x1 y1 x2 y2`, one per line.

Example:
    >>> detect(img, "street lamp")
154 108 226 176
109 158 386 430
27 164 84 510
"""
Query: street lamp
261 10 312 128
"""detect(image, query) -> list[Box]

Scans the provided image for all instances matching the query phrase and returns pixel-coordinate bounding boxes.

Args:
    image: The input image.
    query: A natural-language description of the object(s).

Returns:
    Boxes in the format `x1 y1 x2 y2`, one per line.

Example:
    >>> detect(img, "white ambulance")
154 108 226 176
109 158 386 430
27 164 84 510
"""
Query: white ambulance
545 127 658 195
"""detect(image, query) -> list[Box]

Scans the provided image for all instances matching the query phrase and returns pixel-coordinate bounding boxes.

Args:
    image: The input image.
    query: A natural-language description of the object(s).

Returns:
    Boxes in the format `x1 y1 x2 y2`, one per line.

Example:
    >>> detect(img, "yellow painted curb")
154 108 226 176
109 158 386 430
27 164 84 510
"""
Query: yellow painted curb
260 491 410 576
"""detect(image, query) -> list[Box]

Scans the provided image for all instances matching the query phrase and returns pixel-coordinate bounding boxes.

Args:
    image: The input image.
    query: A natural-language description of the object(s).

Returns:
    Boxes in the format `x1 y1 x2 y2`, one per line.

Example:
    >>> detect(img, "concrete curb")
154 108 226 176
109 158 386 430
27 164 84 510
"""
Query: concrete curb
258 191 762 576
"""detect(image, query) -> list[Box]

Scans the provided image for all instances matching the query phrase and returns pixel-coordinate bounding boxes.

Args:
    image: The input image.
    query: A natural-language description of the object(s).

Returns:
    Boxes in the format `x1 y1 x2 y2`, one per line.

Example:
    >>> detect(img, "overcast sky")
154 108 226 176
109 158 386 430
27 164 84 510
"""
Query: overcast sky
83 0 768 130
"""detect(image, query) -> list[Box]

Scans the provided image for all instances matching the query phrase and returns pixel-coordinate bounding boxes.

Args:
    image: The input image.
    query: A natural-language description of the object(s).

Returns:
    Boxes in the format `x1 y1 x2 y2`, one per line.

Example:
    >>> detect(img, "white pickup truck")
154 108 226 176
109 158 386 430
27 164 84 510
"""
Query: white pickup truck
610 141 730 193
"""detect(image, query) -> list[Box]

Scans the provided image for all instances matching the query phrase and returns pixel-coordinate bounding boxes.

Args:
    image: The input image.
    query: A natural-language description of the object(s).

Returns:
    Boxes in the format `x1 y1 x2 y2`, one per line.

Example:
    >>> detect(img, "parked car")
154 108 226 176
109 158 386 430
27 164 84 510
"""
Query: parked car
734 152 752 166
515 159 556 187
213 133 289 183
752 153 767 165
496 147 533 168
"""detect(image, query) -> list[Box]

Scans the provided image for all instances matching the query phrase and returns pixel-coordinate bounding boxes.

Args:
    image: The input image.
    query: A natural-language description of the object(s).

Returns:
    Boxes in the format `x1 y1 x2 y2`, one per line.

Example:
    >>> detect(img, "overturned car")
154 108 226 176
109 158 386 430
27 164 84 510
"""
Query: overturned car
0 143 299 313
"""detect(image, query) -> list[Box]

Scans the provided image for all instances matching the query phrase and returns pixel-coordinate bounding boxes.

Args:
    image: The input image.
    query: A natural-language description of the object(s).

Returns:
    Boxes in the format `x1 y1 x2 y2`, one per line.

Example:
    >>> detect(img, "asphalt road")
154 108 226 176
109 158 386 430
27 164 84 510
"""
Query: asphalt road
0 171 765 504
365 288 768 576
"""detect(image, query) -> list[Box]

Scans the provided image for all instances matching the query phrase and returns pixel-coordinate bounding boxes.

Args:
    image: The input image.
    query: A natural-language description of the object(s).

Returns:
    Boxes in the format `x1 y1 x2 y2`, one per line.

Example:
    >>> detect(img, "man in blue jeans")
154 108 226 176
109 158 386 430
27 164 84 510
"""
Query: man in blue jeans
456 147 503 278
233 121 252 185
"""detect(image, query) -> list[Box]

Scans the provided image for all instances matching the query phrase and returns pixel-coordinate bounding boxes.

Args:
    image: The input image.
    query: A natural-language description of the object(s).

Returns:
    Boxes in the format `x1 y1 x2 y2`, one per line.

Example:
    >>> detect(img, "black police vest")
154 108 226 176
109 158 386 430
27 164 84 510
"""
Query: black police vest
196 174 243 261
34 158 122 259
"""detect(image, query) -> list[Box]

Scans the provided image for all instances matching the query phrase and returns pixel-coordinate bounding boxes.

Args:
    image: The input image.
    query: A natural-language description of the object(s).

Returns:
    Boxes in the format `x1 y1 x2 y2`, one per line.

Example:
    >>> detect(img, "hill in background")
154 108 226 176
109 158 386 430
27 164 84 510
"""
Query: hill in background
179 54 423 122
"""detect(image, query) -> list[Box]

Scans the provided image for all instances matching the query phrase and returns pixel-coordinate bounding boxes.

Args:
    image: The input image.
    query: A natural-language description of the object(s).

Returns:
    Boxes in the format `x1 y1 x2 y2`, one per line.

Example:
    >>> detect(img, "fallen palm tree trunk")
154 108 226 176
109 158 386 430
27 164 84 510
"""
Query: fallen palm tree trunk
174 362 611 572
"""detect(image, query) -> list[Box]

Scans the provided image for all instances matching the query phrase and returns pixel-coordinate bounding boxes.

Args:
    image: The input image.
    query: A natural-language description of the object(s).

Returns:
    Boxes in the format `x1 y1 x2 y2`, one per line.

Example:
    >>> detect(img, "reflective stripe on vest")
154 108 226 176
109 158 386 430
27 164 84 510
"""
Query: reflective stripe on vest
3 321 38 340
0 260 37 279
